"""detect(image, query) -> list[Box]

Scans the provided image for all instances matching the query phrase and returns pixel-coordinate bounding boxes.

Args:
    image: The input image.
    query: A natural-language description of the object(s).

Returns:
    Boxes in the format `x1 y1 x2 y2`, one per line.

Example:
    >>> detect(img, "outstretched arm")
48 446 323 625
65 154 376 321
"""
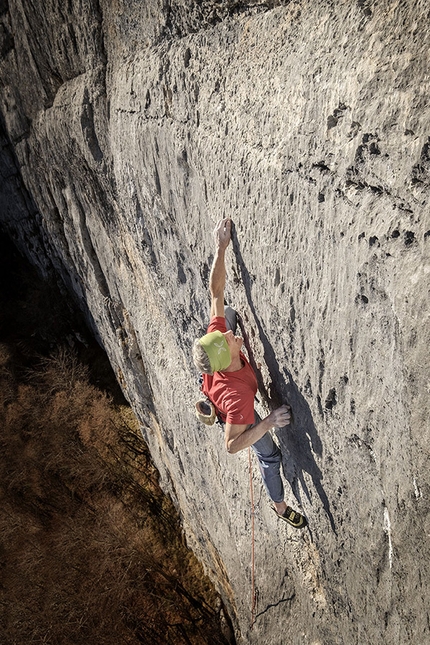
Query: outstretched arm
210 218 231 319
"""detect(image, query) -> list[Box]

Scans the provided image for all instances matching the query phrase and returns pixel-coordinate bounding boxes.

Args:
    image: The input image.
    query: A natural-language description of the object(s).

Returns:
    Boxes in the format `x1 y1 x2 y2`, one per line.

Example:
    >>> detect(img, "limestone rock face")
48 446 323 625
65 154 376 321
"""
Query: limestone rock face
1 1 429 642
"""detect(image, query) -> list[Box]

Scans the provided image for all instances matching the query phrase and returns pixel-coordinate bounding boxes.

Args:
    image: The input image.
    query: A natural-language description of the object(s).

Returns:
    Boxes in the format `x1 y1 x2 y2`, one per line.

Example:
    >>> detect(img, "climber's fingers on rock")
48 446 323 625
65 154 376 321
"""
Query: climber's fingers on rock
213 218 232 248
268 404 291 427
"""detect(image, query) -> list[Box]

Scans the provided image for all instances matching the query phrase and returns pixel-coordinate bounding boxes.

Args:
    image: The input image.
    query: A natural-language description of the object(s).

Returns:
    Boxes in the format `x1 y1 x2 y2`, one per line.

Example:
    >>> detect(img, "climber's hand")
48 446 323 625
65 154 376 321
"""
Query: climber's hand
213 218 231 251
267 404 291 428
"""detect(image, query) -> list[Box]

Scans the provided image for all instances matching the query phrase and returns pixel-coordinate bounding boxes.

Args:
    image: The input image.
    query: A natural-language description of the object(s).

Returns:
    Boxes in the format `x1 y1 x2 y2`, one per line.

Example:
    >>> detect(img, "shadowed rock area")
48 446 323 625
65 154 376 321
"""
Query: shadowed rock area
0 1 429 643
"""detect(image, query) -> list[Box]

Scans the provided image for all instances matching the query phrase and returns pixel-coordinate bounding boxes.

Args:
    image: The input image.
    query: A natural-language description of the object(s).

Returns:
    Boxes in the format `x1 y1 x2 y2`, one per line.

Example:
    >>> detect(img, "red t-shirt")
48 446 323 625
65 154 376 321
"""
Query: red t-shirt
202 317 257 425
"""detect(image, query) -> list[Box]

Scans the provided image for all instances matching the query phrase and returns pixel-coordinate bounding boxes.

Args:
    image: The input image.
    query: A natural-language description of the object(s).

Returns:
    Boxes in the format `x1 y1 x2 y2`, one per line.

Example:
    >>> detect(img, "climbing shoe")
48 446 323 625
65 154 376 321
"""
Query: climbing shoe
273 505 307 529
195 399 216 426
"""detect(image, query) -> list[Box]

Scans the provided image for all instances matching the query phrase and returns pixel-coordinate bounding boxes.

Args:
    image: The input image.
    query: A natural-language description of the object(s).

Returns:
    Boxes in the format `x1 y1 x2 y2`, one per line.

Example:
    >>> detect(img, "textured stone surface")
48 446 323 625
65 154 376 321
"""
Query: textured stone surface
1 1 429 643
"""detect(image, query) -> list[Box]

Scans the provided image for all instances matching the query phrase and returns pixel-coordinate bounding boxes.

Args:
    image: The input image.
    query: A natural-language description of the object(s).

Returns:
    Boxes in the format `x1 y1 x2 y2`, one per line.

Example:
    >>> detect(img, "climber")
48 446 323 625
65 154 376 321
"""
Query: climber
192 218 307 529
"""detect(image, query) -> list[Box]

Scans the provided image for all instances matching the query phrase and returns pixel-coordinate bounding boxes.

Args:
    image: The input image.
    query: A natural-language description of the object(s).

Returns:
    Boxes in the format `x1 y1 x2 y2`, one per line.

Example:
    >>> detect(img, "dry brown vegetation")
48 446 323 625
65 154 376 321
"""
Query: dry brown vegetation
0 235 231 645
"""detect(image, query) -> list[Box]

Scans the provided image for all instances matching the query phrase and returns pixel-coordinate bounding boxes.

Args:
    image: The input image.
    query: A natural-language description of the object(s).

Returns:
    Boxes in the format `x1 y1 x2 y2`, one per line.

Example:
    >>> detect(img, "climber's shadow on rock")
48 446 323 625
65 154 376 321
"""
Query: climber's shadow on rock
275 369 337 535
231 224 336 534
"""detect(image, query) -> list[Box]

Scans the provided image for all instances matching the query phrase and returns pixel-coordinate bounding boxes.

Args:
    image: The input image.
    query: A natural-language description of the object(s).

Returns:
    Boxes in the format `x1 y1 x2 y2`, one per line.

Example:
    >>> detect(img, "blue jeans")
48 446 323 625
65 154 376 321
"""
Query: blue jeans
223 308 284 504
250 412 284 504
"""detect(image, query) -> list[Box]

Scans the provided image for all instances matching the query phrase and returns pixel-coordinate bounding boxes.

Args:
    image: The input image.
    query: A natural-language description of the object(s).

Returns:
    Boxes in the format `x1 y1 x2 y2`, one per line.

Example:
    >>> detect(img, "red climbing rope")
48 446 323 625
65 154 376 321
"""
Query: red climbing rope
248 447 256 629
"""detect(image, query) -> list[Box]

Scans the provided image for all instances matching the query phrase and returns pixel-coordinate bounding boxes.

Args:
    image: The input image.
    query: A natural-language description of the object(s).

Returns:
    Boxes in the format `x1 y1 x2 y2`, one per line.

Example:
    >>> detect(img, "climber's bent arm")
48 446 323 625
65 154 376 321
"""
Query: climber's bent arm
225 405 291 454
225 418 273 454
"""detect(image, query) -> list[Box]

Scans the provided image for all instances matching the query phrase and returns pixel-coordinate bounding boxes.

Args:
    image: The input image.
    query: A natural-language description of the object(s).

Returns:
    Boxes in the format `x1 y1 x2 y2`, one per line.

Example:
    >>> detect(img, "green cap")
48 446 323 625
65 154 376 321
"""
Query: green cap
198 330 231 372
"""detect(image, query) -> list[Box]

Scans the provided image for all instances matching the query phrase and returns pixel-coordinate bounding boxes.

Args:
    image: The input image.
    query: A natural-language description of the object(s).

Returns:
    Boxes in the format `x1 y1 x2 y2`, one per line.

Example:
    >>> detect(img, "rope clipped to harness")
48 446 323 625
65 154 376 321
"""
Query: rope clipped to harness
248 446 256 629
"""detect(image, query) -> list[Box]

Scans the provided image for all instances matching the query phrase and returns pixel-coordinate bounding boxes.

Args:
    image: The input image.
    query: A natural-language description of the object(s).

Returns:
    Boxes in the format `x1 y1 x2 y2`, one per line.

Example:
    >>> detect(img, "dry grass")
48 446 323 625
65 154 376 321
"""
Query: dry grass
0 236 231 645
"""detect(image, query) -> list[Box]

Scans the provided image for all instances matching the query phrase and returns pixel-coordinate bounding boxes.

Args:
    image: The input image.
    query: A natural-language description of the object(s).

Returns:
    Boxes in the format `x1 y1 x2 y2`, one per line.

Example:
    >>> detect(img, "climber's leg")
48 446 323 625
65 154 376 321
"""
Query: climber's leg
250 412 307 527
250 412 284 505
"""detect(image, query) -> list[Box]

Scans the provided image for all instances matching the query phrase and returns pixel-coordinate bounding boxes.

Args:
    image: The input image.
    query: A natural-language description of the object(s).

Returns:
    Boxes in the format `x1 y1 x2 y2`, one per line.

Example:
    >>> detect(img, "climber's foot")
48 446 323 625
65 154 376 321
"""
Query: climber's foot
273 505 308 529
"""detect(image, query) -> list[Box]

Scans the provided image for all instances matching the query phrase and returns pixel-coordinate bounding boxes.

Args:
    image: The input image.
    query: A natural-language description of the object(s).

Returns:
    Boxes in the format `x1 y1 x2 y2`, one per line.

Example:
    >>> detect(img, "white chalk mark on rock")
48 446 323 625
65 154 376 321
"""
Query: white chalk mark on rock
413 477 422 499
383 506 393 569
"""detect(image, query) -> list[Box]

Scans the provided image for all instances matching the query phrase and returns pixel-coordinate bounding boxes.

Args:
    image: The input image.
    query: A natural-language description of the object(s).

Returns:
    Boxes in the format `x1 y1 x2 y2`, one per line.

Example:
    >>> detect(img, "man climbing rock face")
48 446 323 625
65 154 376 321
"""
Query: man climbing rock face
193 218 307 529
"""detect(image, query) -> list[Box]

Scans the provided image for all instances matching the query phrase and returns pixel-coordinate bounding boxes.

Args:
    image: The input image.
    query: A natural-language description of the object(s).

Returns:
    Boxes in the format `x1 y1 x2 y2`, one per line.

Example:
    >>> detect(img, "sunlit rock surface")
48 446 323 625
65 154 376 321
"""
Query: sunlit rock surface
1 1 429 642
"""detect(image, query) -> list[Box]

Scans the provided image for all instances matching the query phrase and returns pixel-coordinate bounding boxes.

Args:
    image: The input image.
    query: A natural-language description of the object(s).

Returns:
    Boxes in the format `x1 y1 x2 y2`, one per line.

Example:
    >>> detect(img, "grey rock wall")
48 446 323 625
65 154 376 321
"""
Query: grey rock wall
1 1 429 643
